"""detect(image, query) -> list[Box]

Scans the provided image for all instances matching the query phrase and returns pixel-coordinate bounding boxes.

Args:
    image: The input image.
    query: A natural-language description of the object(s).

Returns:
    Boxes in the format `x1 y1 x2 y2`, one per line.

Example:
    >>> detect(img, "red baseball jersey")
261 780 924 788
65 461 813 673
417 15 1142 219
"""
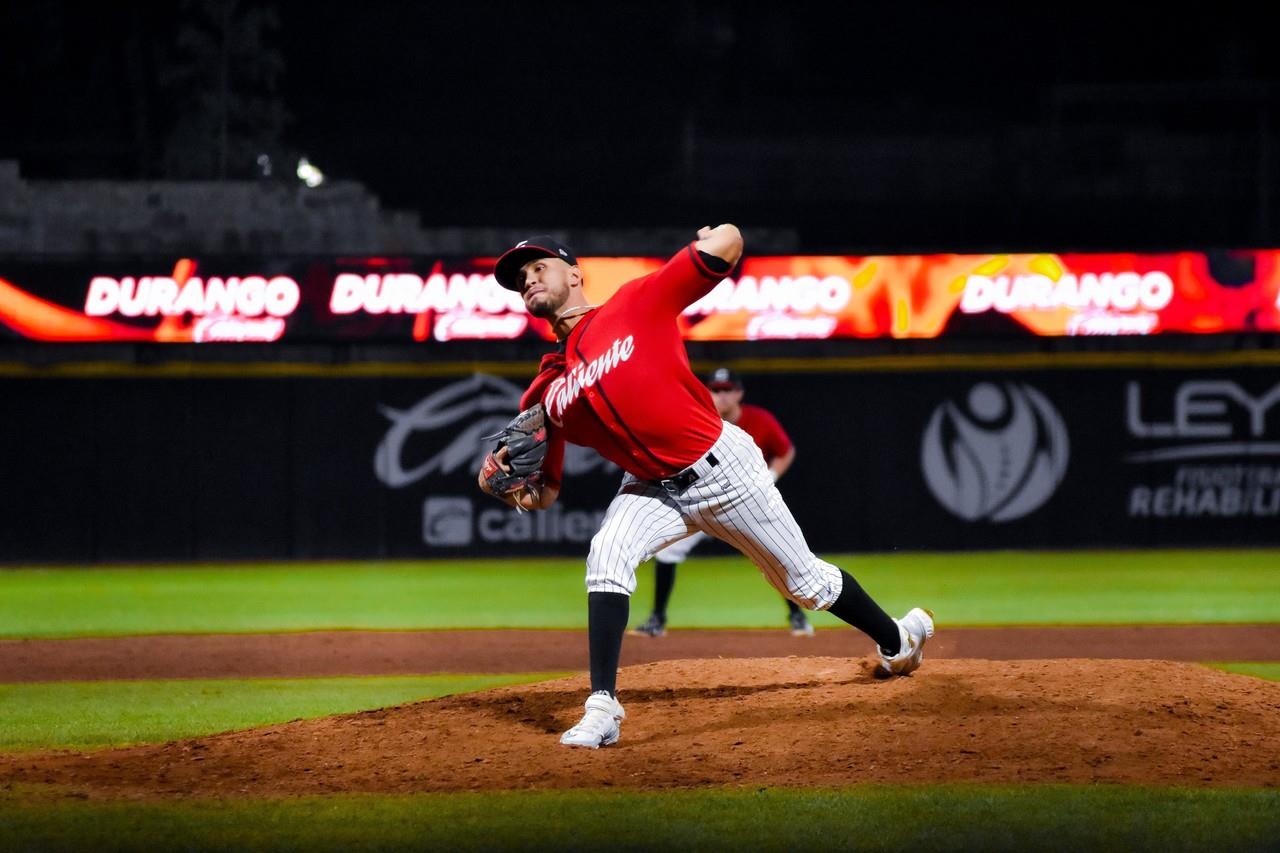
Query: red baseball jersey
734 403 792 464
520 243 726 489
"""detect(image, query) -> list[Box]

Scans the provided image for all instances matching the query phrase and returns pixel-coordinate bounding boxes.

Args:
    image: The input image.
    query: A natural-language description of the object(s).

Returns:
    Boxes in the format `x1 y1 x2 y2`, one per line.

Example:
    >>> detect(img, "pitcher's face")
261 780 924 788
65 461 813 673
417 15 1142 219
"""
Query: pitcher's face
520 257 579 319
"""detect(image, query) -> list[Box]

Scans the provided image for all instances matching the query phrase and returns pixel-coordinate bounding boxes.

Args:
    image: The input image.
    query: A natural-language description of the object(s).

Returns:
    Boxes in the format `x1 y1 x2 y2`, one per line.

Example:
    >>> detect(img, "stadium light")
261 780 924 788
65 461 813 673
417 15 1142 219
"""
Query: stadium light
296 157 325 188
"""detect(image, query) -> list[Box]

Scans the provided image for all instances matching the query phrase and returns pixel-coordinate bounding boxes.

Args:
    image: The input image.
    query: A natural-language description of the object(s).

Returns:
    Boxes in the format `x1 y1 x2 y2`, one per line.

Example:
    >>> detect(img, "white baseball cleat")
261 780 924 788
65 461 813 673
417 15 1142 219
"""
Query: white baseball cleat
877 607 935 676
559 691 626 748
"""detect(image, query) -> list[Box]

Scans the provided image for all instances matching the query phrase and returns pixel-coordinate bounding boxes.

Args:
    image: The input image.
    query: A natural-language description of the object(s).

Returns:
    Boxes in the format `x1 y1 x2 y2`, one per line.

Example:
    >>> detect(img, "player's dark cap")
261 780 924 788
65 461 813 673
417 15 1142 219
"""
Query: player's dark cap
706 367 743 390
494 236 579 291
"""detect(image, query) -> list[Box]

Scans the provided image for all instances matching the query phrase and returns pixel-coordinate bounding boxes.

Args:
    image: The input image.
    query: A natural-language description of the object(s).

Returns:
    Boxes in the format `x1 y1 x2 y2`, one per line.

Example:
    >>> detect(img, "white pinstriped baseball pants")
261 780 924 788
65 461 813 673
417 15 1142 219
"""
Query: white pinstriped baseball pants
584 422 844 609
652 529 707 564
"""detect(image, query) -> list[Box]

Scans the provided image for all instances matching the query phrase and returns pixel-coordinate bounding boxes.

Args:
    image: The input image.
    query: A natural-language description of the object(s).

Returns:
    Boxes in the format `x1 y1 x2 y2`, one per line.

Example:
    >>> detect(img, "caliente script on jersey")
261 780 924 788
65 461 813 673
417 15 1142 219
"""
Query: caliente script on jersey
544 335 636 425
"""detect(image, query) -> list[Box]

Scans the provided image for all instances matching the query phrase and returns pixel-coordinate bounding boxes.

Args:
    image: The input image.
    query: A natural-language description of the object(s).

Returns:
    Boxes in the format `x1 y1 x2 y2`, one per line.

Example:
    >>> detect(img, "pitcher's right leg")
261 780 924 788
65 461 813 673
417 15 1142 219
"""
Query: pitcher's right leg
563 480 690 748
585 479 690 598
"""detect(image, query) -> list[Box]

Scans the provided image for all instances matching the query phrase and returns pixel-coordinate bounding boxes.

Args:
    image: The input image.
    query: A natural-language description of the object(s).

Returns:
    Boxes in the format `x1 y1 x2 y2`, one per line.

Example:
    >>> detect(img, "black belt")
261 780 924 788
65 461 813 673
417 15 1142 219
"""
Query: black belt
656 452 718 495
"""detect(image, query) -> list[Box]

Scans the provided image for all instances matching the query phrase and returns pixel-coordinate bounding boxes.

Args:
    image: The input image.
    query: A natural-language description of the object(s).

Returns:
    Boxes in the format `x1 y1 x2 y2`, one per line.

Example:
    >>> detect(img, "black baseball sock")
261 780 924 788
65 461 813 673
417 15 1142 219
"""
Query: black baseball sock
588 591 630 696
785 598 803 618
652 561 677 621
826 569 901 654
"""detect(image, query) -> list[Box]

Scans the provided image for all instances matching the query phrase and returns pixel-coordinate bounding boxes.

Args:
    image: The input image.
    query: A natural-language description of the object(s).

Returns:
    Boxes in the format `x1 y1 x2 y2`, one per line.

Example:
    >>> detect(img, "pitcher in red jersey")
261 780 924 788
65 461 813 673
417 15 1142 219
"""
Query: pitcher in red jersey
480 226 935 749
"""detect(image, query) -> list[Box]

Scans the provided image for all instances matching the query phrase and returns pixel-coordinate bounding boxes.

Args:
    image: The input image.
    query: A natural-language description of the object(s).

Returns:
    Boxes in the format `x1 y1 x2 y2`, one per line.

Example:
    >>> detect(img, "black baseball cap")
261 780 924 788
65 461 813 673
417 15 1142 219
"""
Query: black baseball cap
494 236 579 291
706 367 742 390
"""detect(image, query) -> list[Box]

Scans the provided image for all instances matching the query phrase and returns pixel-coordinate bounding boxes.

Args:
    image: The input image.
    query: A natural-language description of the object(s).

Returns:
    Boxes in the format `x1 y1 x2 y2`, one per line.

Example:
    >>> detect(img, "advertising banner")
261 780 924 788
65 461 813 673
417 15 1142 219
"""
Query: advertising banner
2 366 1277 562
3 248 1279 343
744 369 1280 551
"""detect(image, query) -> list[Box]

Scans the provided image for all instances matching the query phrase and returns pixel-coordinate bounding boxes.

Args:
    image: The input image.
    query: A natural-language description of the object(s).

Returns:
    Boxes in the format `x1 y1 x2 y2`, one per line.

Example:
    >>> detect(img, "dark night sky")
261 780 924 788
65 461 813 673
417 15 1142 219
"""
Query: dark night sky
3 2 1278 245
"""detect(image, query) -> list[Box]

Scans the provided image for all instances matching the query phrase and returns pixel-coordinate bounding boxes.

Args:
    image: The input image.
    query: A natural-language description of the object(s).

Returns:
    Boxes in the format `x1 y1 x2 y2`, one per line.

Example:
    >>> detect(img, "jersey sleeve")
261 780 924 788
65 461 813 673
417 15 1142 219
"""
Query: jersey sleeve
521 354 568 491
637 242 729 317
520 351 566 410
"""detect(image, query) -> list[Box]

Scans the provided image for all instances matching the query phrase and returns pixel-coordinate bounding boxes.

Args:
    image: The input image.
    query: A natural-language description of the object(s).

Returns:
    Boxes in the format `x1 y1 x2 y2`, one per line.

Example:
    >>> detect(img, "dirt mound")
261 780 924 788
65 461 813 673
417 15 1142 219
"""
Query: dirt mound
5 658 1278 798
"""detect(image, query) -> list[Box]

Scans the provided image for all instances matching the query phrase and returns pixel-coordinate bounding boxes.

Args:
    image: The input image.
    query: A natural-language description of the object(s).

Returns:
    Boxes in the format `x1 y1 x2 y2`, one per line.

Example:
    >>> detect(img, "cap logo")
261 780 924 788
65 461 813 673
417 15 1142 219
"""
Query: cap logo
559 249 568 257
516 240 528 247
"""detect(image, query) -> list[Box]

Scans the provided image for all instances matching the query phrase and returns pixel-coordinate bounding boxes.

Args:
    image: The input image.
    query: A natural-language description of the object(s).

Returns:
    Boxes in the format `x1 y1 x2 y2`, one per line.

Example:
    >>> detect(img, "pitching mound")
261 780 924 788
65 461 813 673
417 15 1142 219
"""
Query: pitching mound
5 657 1279 798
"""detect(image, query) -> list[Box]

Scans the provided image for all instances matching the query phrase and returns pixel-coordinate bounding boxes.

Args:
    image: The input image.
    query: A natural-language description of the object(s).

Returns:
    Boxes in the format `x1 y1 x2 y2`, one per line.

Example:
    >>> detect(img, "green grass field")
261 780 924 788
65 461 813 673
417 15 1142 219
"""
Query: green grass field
1211 662 1280 681
0 674 563 751
1 548 1276 637
2 786 1278 852
1 550 1276 851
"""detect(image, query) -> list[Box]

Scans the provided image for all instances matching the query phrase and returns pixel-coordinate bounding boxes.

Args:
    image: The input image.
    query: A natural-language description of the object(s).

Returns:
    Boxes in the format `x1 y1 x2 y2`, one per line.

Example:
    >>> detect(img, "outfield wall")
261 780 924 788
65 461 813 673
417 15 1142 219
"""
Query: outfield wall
2 362 1278 562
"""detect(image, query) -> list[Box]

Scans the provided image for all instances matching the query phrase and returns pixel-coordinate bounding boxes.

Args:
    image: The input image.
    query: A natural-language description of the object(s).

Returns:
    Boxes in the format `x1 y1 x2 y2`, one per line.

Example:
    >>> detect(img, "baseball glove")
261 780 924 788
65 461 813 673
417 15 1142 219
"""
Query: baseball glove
478 403 549 498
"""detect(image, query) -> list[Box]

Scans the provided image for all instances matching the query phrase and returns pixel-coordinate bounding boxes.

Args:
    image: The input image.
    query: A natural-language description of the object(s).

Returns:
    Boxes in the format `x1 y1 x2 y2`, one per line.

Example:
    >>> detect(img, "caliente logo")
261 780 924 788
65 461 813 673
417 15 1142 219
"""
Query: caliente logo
920 382 1069 522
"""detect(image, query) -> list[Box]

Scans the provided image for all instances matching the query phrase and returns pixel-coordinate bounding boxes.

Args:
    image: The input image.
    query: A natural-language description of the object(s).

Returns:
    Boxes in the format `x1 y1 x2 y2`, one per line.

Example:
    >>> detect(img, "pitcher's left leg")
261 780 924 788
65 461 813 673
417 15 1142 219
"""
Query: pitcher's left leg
685 424 840 607
687 424 929 672
690 471 842 610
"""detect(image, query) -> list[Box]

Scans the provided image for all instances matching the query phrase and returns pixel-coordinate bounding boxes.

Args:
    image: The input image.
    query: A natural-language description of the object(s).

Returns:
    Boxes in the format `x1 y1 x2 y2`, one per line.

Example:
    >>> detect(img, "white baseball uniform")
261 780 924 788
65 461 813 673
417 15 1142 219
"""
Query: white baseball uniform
584 420 842 610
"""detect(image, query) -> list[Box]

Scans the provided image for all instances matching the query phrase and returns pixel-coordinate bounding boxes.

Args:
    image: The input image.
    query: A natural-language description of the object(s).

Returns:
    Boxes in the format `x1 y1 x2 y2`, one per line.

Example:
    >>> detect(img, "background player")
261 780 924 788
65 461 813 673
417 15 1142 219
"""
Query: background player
479 226 934 749
631 367 812 637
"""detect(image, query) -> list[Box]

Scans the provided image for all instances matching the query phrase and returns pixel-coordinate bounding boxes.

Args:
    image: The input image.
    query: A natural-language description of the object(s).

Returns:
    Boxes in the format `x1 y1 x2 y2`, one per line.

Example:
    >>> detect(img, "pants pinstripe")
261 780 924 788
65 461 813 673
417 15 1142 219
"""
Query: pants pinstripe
584 422 844 609
652 530 707 564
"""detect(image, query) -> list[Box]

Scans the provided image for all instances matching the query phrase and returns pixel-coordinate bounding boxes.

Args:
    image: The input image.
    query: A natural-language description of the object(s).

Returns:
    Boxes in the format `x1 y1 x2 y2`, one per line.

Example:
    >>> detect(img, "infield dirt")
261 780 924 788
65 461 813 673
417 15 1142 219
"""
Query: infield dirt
4 625 1278 682
4 657 1278 797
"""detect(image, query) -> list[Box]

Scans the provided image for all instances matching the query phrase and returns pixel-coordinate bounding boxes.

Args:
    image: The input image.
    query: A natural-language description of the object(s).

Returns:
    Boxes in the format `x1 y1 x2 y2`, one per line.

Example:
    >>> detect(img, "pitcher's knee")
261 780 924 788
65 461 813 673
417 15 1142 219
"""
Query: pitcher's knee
584 539 639 596
585 575 634 596
784 560 843 610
